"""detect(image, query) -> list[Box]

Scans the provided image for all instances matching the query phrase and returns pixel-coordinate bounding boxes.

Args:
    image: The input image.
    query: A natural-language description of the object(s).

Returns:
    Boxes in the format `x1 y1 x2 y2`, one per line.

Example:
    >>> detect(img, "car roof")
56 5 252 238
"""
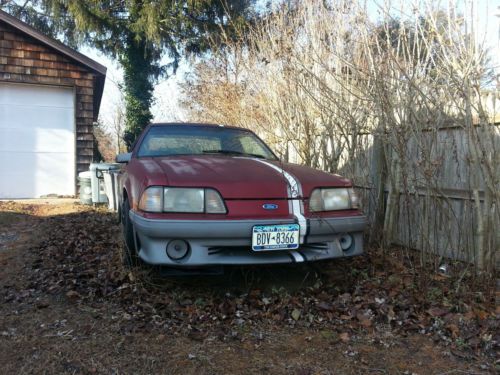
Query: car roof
150 122 251 131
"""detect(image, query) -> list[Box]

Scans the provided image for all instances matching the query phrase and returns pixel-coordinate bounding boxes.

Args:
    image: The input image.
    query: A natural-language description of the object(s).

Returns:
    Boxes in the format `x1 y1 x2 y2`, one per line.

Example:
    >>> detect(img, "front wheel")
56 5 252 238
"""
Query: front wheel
121 198 138 267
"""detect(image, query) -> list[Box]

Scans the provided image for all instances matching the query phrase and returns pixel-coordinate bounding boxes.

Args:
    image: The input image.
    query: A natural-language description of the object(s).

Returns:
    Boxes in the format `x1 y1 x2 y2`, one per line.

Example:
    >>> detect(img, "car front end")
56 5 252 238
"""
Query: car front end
120 123 367 268
131 208 366 267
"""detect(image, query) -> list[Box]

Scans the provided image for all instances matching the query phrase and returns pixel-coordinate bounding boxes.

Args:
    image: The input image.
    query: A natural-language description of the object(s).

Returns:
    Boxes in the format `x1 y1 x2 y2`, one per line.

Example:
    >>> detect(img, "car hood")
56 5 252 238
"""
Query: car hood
137 155 350 199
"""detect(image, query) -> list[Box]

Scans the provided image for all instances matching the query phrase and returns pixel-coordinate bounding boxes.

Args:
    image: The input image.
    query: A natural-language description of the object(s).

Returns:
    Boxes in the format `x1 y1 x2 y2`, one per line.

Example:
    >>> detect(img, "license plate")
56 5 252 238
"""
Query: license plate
252 224 300 251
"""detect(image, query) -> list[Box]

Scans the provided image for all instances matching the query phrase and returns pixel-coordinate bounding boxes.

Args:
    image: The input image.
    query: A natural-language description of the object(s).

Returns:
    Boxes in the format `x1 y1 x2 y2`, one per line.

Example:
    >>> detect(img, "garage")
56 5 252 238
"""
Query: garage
0 83 75 198
0 10 106 199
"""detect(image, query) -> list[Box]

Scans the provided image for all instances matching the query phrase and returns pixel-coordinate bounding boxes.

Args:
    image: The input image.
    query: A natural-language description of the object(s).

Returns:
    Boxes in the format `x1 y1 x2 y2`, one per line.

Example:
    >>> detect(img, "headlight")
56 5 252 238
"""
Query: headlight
309 188 359 212
164 188 204 213
139 187 227 213
138 186 163 212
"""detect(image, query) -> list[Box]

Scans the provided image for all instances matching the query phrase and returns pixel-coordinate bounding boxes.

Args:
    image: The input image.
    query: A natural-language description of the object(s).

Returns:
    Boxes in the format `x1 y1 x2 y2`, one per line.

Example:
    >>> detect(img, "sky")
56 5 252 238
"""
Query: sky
83 0 500 132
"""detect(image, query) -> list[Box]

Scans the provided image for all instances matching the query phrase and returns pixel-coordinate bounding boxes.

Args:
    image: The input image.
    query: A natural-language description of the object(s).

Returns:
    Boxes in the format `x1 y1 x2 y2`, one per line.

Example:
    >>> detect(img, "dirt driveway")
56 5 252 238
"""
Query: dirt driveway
0 200 497 374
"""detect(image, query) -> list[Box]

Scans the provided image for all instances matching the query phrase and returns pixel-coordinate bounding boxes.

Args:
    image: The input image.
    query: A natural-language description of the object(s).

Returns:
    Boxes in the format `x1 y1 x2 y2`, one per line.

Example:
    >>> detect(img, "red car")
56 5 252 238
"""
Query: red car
116 123 366 269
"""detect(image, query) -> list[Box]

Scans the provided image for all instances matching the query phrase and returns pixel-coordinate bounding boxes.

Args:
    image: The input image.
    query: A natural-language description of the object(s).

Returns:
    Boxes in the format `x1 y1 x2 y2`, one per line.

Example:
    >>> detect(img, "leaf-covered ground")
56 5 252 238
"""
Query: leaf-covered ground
0 200 498 374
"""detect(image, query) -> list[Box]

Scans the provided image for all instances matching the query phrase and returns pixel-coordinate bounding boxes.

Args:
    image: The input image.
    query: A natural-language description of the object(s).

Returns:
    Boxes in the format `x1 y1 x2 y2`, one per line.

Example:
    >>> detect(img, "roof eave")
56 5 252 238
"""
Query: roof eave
0 10 106 75
0 9 107 120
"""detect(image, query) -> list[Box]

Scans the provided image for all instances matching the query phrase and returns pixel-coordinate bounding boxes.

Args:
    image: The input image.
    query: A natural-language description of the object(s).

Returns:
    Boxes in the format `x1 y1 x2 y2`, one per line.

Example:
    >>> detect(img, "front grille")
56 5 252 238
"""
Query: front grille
301 242 329 250
207 246 249 255
207 242 329 255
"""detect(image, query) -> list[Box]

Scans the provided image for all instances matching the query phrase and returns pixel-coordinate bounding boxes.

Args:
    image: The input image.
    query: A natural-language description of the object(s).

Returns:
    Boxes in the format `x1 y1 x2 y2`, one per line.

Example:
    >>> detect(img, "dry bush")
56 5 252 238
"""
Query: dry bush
180 0 499 278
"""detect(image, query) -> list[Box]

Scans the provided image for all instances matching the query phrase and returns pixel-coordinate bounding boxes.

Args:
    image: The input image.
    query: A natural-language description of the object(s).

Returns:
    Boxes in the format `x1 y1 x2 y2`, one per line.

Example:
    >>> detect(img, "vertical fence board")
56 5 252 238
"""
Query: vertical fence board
342 123 499 267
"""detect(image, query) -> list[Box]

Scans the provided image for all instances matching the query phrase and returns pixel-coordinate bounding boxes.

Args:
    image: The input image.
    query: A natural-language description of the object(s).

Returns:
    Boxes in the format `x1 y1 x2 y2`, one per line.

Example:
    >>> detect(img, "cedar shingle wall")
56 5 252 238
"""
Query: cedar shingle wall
0 21 96 184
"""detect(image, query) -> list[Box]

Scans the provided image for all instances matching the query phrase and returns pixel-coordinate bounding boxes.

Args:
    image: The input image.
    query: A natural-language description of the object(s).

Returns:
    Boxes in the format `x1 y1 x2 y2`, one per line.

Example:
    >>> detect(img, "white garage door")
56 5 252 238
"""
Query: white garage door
0 83 75 198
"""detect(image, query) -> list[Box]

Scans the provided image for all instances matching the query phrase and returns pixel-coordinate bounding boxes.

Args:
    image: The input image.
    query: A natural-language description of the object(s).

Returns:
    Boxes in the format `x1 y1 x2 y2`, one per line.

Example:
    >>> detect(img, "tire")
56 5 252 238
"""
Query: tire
121 198 138 267
116 197 122 224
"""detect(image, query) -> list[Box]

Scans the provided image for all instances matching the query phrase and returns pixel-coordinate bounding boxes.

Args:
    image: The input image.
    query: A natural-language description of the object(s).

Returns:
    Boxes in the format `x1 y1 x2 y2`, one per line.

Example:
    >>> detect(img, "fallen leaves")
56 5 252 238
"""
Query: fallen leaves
291 309 301 321
0 204 496 365
339 332 350 343
315 301 332 311
356 311 373 328
473 308 489 321
66 290 81 302
427 307 449 317
446 323 459 338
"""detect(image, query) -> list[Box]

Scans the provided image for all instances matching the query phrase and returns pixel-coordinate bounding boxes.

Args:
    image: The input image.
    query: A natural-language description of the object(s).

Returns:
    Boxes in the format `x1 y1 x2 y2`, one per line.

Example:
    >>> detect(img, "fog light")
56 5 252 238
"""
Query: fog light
339 234 353 251
166 240 190 260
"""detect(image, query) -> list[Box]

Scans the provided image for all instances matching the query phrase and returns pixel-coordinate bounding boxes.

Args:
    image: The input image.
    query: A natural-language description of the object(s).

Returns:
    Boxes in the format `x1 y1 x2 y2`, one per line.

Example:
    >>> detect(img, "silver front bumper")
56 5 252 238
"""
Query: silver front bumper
129 210 367 266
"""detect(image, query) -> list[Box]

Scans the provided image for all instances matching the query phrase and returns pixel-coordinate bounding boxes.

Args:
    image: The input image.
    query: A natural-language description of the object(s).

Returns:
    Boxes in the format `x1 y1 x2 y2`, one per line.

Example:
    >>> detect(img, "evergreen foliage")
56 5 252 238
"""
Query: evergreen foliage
1 0 254 147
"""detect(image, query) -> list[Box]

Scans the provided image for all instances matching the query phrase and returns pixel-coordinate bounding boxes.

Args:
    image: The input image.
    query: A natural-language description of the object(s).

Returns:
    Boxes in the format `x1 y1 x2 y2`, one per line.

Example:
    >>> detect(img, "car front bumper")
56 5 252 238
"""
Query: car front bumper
129 210 367 267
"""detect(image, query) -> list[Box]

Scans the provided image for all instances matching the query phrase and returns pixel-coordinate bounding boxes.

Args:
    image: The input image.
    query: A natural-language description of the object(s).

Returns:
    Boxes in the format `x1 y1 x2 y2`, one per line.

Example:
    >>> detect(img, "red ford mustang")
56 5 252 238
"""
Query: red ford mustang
116 123 367 269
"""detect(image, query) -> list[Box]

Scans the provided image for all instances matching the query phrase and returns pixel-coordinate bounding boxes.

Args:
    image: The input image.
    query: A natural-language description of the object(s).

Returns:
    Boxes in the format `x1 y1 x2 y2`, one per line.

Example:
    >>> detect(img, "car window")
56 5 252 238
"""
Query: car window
142 135 221 155
137 125 277 160
238 135 270 156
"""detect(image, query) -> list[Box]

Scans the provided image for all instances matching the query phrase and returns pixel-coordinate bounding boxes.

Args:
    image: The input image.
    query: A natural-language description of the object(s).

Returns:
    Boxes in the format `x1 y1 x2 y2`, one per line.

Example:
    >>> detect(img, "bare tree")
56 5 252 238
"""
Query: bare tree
111 96 126 154
180 0 499 276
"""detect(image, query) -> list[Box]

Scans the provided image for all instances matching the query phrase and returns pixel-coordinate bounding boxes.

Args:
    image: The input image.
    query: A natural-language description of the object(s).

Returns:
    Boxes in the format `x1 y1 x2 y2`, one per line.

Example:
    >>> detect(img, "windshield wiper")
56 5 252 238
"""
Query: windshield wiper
202 150 266 159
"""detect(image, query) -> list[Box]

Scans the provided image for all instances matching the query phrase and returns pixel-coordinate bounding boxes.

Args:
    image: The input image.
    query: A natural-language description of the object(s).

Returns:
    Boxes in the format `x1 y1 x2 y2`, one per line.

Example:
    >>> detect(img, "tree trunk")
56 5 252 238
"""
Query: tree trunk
370 133 387 244
120 34 155 149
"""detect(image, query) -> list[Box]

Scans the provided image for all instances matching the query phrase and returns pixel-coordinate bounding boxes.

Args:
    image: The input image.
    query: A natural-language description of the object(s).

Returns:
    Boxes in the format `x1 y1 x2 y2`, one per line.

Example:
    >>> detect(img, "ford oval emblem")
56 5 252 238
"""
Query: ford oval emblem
263 203 279 210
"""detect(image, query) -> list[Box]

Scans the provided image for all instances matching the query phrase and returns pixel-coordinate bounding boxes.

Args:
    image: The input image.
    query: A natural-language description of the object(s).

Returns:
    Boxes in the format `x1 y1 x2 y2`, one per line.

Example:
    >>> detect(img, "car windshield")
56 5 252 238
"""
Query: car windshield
137 125 277 160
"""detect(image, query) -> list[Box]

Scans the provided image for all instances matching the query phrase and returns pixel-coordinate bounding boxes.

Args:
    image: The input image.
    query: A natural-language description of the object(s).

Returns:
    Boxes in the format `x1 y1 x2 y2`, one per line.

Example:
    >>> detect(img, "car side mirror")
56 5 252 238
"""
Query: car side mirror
116 153 131 163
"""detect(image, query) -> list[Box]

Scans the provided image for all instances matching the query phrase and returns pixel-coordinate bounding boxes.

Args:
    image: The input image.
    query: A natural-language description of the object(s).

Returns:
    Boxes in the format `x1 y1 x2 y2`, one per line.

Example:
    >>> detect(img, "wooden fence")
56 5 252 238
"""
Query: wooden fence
339 122 499 267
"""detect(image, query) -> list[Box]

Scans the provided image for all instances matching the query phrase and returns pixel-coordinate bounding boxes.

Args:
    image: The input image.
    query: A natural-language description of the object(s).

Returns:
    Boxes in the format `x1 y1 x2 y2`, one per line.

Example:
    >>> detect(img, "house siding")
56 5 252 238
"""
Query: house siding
0 21 97 181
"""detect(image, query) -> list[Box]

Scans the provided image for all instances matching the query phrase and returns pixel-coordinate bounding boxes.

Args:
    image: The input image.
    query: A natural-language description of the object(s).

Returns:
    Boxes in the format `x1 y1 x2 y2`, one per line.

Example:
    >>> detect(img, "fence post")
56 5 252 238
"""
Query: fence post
370 133 387 244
